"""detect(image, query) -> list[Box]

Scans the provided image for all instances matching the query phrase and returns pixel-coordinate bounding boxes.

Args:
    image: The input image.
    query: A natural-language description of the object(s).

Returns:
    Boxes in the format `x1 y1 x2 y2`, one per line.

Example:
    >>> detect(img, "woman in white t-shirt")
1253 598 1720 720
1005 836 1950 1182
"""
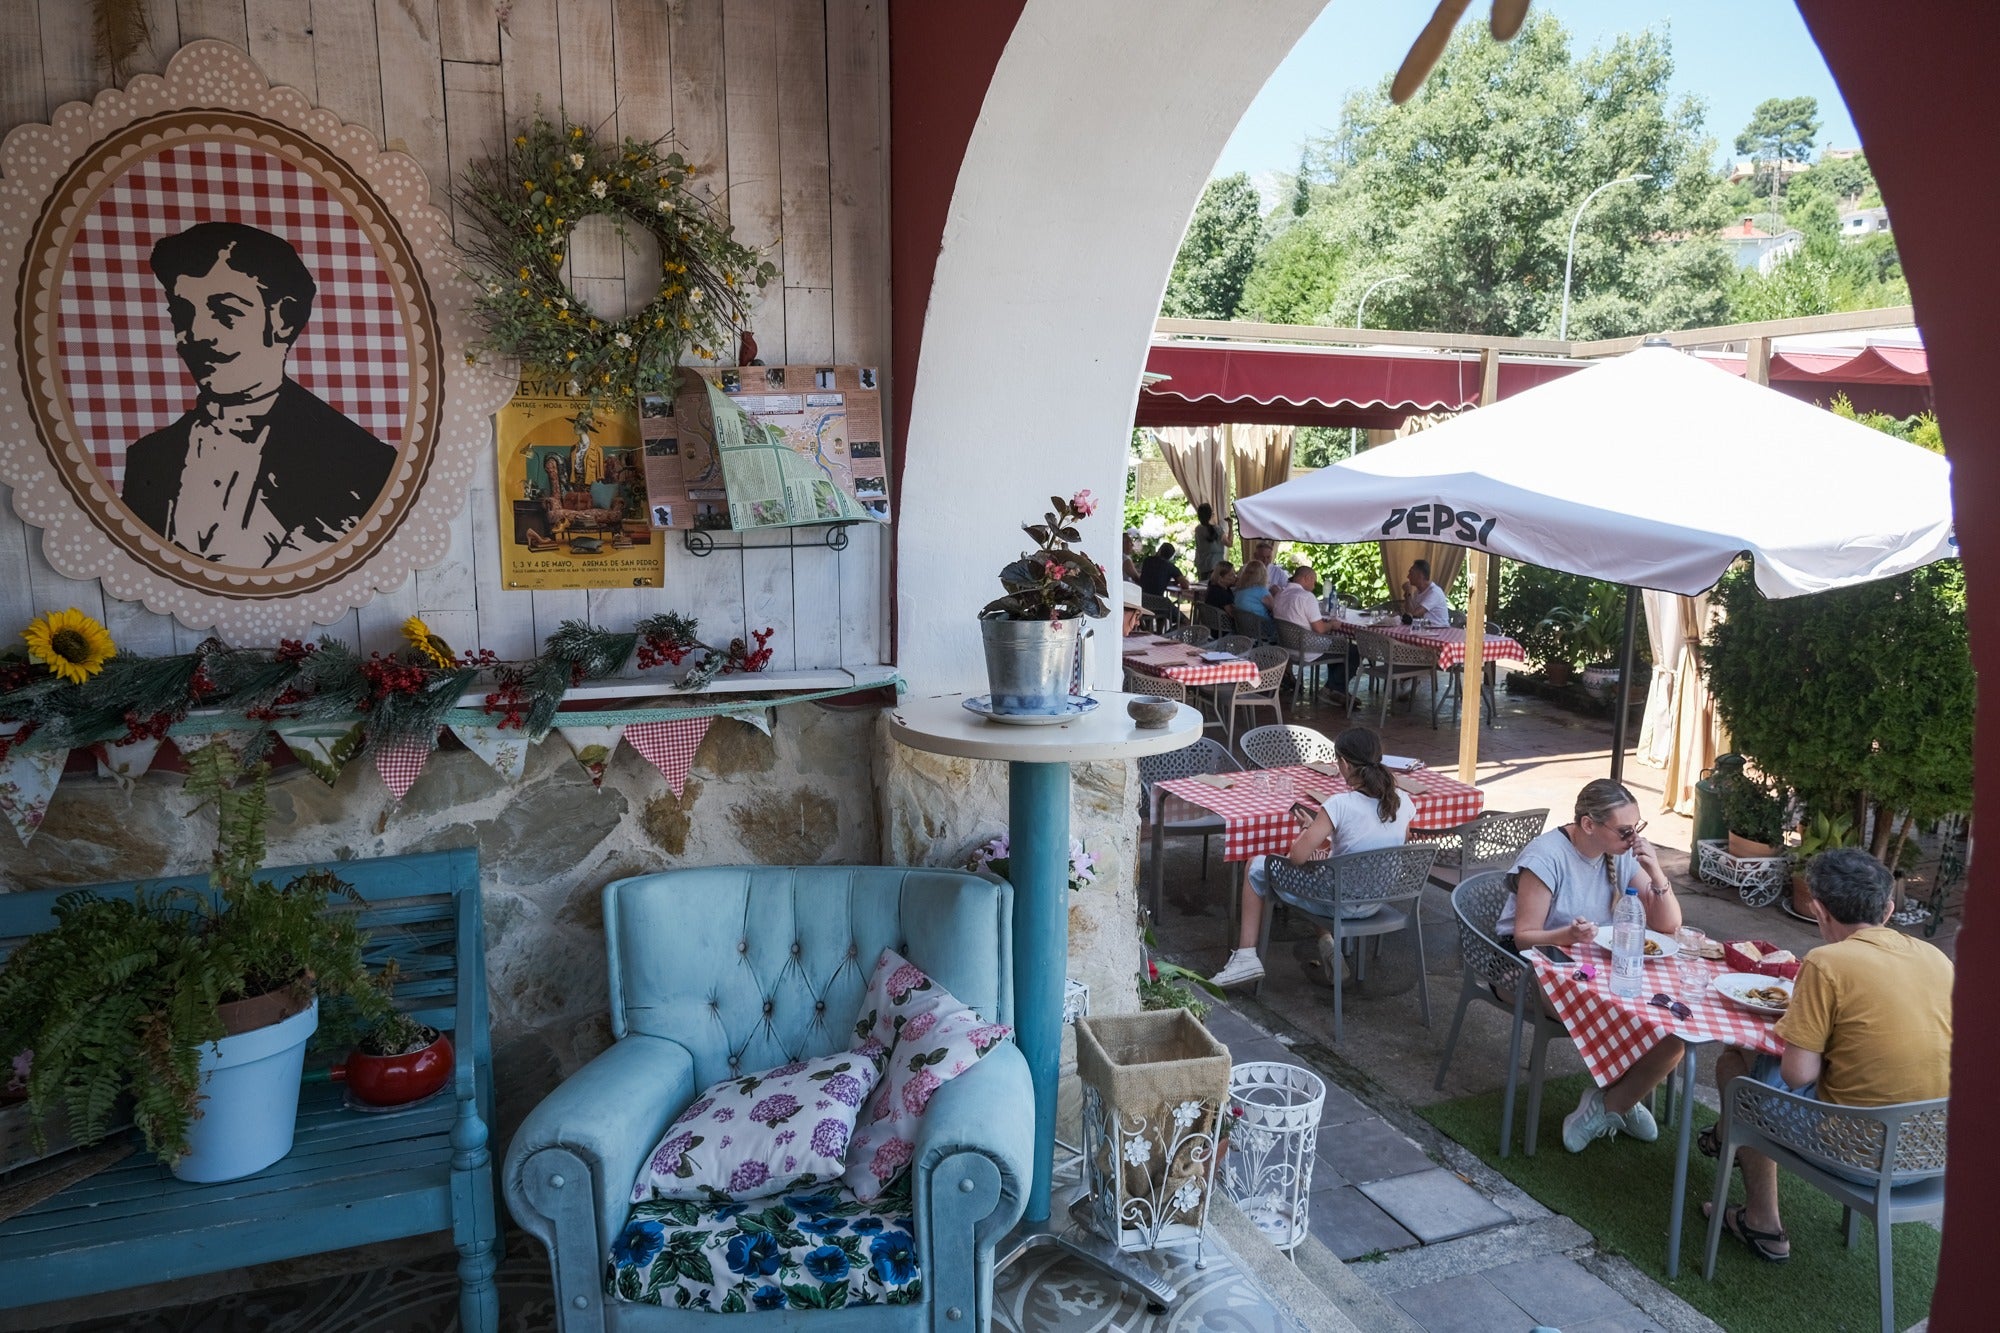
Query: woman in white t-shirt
1501 778 1685 1155
1209 726 1414 990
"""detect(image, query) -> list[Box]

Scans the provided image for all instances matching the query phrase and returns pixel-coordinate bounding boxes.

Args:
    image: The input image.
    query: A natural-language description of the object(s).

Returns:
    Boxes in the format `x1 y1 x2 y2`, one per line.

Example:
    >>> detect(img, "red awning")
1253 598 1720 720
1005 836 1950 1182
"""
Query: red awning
1138 341 1586 429
1697 345 1934 418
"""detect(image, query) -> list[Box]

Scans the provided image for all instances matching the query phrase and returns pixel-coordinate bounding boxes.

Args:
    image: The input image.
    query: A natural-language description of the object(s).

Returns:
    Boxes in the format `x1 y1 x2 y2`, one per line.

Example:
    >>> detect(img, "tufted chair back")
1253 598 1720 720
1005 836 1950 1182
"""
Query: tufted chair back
603 865 1013 1092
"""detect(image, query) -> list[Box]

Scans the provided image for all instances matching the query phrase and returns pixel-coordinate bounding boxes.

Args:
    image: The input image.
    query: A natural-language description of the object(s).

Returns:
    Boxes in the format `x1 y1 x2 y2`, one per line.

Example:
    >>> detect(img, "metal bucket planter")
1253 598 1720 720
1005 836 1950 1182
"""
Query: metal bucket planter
1076 1009 1231 1257
979 615 1081 714
1222 1061 1327 1252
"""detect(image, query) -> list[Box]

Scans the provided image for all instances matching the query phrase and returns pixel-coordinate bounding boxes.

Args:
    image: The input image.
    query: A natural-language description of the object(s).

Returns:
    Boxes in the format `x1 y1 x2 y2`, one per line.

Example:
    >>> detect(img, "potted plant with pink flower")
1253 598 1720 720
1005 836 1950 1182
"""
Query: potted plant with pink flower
977 490 1111 715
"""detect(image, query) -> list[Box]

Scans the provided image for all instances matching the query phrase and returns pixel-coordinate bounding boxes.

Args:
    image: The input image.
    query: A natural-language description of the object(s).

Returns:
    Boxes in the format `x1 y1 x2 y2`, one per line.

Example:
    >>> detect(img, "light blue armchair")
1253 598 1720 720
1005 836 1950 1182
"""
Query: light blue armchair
503 866 1033 1332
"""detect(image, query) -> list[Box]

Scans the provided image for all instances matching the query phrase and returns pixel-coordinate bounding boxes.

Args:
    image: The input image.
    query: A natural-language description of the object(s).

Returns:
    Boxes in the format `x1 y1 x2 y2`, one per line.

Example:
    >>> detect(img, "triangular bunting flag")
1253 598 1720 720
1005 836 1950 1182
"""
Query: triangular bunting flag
0 741 67 844
92 736 164 787
175 730 254 768
277 724 364 788
723 707 774 737
625 718 712 798
373 734 438 801
557 724 627 789
448 721 533 783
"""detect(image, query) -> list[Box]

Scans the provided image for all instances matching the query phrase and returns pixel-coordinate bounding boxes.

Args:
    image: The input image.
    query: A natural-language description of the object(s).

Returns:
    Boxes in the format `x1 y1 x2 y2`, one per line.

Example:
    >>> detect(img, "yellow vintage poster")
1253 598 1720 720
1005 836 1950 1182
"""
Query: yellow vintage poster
494 372 664 590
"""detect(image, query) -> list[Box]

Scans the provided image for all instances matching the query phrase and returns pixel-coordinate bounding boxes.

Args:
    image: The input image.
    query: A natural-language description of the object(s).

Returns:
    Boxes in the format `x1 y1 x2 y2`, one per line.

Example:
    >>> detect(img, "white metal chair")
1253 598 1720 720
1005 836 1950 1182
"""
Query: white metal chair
1238 723 1338 771
1255 843 1439 1043
1223 647 1290 748
1355 629 1438 726
1703 1081 1947 1333
1432 871 1573 1157
1135 737 1242 910
1408 808 1550 890
1433 624 1503 728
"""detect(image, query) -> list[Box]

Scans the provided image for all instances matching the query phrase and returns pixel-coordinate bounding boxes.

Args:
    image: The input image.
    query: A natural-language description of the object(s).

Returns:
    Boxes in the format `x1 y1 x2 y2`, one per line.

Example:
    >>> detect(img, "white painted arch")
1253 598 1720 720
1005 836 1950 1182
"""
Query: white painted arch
895 0 1327 692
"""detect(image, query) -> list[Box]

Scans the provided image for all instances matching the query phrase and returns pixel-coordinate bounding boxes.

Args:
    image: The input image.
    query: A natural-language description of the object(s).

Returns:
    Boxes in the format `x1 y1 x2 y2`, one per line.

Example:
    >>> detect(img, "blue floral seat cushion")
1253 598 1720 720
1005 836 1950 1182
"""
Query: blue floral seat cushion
606 1178 921 1312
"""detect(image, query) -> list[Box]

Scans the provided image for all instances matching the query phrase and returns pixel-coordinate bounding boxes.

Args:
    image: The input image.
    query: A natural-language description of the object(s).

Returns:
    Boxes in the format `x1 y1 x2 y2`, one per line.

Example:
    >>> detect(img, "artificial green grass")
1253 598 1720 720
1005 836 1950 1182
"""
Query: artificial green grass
1417 1073 1939 1333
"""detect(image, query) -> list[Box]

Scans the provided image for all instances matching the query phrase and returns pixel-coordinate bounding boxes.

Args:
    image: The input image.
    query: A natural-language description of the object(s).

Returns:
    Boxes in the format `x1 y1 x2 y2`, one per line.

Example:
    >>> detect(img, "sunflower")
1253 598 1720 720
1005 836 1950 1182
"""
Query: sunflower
402 617 456 670
23 608 116 685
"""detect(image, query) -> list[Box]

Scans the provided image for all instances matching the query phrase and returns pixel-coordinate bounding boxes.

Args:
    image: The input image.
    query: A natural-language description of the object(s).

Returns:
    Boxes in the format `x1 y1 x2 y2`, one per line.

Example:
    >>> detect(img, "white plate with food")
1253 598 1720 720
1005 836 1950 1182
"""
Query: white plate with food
1712 972 1795 1015
1639 929 1679 962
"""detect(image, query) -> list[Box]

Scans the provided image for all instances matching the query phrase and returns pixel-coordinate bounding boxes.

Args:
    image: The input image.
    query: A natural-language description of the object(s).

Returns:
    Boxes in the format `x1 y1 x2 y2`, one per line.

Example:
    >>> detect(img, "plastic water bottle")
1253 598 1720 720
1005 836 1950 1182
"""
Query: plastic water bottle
1610 885 1647 998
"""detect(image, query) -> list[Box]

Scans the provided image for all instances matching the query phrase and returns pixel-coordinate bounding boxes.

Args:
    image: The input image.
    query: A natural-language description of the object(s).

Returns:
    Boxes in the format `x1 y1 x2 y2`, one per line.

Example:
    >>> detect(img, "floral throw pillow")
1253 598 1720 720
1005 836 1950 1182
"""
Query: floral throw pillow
631 1051 881 1204
842 950 1013 1202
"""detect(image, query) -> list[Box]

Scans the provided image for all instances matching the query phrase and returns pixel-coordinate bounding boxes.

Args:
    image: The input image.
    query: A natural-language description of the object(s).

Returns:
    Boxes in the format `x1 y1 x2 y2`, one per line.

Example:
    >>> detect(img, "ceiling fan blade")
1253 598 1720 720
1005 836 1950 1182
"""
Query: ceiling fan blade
1490 0 1532 41
1391 0 1474 105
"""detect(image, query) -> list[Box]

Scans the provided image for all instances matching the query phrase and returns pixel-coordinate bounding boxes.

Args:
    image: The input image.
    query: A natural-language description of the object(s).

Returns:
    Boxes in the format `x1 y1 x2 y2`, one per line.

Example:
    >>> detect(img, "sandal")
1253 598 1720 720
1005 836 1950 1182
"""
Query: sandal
1711 1202 1791 1263
1697 1125 1721 1158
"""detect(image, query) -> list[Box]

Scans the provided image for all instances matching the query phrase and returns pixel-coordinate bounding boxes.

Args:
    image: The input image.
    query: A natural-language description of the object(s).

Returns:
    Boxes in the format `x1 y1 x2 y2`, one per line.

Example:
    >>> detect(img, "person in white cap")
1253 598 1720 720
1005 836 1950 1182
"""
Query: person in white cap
1121 580 1145 636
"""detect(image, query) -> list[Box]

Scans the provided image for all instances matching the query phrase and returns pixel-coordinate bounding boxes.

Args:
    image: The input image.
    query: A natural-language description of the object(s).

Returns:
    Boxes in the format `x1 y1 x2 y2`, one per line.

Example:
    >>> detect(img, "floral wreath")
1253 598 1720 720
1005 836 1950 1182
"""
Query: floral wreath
459 114 777 426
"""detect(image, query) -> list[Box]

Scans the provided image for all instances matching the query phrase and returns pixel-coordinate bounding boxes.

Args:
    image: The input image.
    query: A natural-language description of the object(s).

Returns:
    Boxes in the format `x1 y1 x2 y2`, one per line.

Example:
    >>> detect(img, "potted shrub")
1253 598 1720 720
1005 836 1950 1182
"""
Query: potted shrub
1788 810 1861 917
330 1011 456 1109
1534 594 1622 693
1720 769 1788 859
978 490 1111 715
0 744 389 1182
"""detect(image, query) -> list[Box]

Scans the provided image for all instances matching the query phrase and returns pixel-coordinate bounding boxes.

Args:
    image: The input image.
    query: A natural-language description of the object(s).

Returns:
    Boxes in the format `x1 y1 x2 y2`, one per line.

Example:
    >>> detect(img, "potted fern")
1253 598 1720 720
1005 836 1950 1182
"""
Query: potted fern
0 744 389 1182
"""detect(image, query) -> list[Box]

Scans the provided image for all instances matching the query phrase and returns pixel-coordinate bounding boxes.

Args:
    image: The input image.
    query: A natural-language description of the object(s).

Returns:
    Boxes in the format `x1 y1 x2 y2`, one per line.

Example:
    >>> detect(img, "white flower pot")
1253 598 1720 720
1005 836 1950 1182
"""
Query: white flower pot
171 997 318 1183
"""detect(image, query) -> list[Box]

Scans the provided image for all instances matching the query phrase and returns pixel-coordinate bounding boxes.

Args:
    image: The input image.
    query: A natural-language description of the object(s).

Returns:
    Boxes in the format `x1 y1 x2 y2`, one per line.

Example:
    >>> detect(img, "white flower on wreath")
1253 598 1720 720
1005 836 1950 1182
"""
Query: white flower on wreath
1170 1181 1203 1215
556 297 569 311
1171 1100 1203 1131
590 178 608 199
1121 1133 1152 1169
657 196 672 211
486 281 502 296
569 152 585 169
613 332 632 349
689 287 704 305
566 380 581 396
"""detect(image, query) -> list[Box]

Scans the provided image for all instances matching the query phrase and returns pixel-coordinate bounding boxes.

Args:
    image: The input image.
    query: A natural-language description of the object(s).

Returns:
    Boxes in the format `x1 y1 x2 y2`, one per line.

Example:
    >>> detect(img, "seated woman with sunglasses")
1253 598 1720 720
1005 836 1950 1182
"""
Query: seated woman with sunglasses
1499 778 1684 1153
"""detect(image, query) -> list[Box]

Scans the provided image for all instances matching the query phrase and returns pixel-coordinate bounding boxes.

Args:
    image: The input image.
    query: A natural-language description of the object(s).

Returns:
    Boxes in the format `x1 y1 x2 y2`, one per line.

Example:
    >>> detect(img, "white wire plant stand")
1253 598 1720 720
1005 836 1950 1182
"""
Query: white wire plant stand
1079 1084 1221 1261
1221 1061 1326 1254
1695 838 1791 908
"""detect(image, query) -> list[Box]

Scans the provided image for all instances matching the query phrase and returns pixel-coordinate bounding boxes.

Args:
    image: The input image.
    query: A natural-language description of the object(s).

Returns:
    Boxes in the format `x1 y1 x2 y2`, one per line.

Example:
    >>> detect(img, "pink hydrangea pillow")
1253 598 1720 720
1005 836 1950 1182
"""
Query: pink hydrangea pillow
629 1050 881 1204
842 950 1013 1201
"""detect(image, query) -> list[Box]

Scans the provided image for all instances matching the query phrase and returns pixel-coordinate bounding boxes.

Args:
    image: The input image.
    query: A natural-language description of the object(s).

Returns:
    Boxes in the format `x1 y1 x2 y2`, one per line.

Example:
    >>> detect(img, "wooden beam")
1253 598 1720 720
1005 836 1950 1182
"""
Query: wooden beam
1568 305 1915 357
1457 349 1500 785
1745 335 1772 386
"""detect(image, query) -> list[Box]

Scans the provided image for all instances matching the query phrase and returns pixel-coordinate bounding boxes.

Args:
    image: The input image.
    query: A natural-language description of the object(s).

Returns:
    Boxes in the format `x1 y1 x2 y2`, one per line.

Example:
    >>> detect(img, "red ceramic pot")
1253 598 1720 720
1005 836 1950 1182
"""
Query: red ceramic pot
330 1033 455 1107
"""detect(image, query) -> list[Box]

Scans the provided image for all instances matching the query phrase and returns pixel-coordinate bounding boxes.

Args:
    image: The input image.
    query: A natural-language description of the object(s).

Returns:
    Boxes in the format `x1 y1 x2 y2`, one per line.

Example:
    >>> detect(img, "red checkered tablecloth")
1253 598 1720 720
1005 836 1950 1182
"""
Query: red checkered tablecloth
1374 626 1527 671
58 140 411 489
1531 947 1785 1087
1156 765 1485 862
1121 634 1260 687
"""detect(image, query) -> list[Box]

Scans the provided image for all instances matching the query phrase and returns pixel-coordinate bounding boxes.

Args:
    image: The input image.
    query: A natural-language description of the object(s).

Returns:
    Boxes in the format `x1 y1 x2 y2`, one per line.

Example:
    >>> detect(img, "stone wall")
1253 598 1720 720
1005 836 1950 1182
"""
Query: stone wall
0 704 881 1137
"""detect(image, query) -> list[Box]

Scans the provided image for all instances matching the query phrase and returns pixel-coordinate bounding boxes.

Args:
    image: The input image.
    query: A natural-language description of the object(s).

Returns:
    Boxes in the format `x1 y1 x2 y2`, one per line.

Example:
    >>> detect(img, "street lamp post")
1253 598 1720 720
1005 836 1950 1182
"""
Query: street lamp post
1558 173 1651 341
1355 273 1409 330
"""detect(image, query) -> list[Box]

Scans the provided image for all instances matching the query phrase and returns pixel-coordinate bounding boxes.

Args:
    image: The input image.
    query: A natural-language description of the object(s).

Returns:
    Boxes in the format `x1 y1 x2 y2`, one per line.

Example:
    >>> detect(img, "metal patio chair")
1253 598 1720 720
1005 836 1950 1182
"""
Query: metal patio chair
1136 736 1242 907
1238 723 1338 771
1355 628 1439 726
1408 808 1550 890
1223 647 1290 748
1256 843 1439 1043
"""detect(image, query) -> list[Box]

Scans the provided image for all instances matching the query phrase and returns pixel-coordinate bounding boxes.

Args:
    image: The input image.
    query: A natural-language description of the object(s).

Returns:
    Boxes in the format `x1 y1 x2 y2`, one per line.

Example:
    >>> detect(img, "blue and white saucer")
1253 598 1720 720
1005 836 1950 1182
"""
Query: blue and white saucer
962 694 1099 726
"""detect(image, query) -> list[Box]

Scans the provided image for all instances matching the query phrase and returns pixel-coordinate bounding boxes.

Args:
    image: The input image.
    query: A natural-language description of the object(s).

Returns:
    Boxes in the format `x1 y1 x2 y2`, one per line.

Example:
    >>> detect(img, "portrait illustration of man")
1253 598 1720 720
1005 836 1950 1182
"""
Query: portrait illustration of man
120 221 398 567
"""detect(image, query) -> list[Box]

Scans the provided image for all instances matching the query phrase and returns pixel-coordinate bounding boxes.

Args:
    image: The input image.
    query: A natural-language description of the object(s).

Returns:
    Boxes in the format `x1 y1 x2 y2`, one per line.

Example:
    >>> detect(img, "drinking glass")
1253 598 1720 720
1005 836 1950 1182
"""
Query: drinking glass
1674 927 1709 994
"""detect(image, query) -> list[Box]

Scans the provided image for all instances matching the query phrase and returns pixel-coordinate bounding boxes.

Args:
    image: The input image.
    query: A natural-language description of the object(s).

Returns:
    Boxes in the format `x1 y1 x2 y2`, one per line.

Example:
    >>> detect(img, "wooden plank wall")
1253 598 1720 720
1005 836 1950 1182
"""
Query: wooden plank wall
0 0 892 669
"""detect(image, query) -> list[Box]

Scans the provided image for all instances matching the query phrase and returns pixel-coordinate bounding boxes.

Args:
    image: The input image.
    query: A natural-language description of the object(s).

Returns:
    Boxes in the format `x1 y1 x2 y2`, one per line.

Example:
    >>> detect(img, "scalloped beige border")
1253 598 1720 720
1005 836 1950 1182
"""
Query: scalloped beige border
0 41 513 642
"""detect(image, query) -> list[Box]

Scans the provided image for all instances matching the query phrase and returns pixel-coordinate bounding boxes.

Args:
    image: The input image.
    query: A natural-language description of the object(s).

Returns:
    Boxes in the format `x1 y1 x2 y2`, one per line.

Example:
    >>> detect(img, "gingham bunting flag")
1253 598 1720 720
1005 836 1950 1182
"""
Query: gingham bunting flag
557 724 627 789
277 724 364 788
91 736 164 786
625 719 711 797
0 734 66 845
448 722 533 784
373 734 438 801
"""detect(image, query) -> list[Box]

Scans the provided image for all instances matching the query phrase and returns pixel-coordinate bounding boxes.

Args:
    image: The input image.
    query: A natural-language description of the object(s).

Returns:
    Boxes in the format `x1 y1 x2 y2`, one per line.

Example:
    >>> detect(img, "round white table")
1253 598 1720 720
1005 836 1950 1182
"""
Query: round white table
888 691 1200 1307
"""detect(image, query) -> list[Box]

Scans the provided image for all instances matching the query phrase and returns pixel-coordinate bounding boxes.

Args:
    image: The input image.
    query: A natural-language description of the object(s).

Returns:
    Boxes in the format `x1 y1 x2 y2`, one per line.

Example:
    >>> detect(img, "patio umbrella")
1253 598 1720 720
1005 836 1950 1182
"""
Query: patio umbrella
1233 344 1957 777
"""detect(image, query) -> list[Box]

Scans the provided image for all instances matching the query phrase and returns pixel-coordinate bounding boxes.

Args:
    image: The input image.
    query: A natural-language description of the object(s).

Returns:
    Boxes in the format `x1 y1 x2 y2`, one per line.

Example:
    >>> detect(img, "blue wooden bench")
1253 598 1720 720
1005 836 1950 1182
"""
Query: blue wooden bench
0 847 499 1331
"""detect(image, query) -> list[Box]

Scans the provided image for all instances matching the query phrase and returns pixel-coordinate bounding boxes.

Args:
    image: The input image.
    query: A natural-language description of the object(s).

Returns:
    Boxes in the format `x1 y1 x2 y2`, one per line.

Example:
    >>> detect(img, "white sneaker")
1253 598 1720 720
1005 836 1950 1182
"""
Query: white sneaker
1210 948 1266 988
1562 1086 1622 1153
1620 1099 1659 1143
1317 934 1347 986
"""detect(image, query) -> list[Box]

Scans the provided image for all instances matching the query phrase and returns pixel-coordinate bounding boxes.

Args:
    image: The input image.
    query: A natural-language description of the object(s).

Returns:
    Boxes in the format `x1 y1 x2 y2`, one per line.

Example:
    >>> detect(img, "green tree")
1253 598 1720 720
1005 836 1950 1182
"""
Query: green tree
1238 216 1347 323
1307 17 1734 339
1162 174 1263 319
1288 147 1313 218
1734 95 1821 218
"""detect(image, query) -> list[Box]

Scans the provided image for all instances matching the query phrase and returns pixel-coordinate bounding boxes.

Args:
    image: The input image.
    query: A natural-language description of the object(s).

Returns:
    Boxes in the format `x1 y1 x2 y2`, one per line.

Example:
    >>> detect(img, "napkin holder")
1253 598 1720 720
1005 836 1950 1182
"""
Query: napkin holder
1723 939 1803 980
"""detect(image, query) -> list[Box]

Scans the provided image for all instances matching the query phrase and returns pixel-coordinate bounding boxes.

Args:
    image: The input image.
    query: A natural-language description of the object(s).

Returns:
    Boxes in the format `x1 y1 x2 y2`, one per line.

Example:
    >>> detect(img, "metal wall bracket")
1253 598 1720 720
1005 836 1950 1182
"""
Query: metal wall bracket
682 520 864 557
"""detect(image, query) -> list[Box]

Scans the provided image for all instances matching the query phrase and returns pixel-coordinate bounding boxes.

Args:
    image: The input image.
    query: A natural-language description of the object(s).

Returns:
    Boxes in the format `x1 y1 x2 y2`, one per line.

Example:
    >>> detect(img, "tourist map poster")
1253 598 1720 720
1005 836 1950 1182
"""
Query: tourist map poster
494 371 663 590
642 365 888 533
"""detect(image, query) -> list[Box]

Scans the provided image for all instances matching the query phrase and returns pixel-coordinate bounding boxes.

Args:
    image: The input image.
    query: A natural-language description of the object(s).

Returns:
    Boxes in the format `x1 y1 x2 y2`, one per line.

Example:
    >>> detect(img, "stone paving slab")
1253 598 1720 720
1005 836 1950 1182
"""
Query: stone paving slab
1307 1184 1422 1260
1320 1116 1439 1185
1484 1254 1639 1328
1358 1168 1514 1244
1389 1272 1544 1333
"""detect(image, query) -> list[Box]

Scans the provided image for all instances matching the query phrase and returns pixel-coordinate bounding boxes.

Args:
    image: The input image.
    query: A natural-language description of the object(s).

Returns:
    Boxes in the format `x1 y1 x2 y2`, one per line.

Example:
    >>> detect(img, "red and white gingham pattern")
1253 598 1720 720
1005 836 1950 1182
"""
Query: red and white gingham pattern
58 140 410 489
1121 634 1261 687
373 734 436 801
626 718 711 797
1156 765 1486 863
1372 627 1527 671
1532 948 1785 1087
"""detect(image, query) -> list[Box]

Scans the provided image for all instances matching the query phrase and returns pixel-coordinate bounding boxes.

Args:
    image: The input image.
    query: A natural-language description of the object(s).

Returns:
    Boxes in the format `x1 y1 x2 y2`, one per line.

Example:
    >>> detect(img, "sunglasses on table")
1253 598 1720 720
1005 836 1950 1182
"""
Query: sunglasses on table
1649 993 1692 1020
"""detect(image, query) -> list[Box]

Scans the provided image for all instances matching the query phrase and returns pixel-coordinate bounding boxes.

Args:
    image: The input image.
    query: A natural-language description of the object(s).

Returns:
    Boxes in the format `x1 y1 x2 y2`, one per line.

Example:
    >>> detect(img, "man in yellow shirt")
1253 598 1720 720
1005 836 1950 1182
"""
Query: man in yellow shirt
1702 848 1952 1262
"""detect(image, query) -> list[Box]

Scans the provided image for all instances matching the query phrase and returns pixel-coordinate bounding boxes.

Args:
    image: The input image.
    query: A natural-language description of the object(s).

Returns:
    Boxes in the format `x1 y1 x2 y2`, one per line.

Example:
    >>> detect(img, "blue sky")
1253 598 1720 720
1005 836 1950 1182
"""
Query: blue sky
1213 1 1860 183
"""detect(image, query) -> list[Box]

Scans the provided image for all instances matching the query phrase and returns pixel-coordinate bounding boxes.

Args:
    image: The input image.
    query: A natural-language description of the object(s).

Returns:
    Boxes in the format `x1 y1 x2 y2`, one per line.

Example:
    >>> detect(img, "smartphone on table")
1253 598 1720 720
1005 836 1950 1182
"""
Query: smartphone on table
1537 944 1574 965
